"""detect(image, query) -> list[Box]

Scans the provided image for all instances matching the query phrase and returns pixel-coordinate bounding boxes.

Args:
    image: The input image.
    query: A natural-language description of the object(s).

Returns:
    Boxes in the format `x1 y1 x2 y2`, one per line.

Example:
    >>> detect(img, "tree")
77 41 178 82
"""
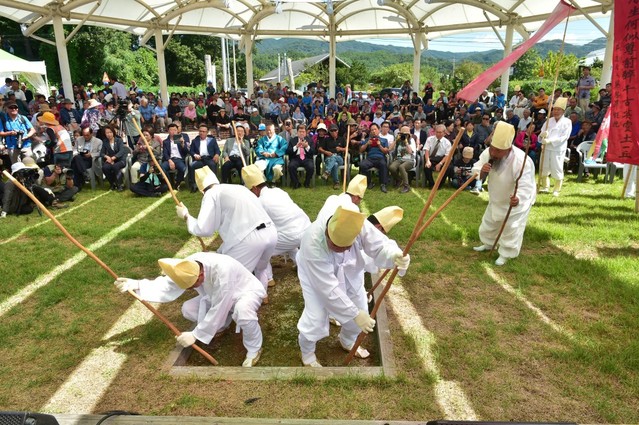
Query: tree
369 63 413 88
336 60 368 90
512 48 541 80
453 60 485 88
535 51 580 83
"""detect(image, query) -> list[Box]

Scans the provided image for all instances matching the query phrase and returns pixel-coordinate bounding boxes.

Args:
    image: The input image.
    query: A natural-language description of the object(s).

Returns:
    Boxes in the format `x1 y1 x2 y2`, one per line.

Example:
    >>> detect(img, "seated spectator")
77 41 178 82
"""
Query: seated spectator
452 147 479 192
130 127 161 185
234 106 250 127
255 123 287 183
564 97 584 121
249 108 262 131
346 118 363 166
167 97 182 125
505 109 520 129
71 126 103 190
38 112 73 167
43 163 79 203
130 163 168 197
287 124 315 189
59 98 82 132
423 124 452 189
139 97 155 126
153 98 169 132
221 123 251 183
182 101 197 129
161 123 189 189
568 120 596 173
461 121 480 157
359 123 389 193
585 102 604 132
513 128 538 162
195 99 207 125
389 125 416 193
100 125 128 191
518 108 533 132
318 123 346 190
292 105 306 126
216 108 232 135
189 124 220 192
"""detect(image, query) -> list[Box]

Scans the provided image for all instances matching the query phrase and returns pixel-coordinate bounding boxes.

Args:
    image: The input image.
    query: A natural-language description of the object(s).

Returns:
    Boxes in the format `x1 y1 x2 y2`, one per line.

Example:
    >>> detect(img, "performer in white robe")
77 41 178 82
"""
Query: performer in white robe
176 168 277 290
296 203 410 367
242 164 311 286
114 252 266 367
472 121 536 266
316 174 367 224
539 97 572 196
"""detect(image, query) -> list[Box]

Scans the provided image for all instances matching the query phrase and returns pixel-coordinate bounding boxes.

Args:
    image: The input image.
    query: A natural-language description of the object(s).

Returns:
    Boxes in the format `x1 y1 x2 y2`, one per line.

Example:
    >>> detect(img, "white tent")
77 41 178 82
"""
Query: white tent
0 49 49 96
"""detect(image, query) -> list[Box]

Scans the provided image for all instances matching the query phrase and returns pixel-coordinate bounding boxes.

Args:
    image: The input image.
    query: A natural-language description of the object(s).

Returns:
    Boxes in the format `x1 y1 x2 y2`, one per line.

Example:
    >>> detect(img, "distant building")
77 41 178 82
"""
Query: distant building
258 53 350 84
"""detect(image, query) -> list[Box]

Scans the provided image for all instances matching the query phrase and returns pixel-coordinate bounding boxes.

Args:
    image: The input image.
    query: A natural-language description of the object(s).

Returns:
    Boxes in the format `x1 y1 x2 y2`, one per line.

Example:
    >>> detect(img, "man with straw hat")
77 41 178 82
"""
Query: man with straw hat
296 203 410 367
538 97 572 196
242 164 311 287
472 121 536 266
114 252 266 367
178 167 277 292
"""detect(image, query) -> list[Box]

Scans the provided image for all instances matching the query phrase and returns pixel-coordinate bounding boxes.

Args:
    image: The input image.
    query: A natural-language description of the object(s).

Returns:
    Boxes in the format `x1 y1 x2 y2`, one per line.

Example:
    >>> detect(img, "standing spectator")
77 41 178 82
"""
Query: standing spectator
0 100 36 164
110 76 127 102
575 66 596 112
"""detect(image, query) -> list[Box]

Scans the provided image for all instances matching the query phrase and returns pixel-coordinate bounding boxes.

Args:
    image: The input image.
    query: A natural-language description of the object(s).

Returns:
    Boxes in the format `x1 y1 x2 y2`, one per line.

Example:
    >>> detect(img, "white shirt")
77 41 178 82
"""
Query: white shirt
424 135 451 157
518 117 533 132
169 141 181 159
543 115 572 153
111 81 127 99
199 137 210 157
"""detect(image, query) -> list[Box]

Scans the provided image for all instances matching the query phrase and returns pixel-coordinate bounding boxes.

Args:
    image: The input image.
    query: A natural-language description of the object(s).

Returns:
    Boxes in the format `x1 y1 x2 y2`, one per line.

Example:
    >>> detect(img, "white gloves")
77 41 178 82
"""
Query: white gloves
114 277 139 293
393 251 410 277
176 202 189 220
354 310 376 334
176 331 196 347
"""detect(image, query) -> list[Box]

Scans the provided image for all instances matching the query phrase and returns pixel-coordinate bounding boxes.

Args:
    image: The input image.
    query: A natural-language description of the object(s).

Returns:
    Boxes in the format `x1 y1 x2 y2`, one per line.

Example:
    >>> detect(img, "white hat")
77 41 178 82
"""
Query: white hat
491 121 515 150
328 204 366 248
346 174 367 198
104 93 113 103
11 159 38 175
317 123 327 132
195 167 219 193
553 97 567 110
241 164 266 189
373 206 404 233
462 146 474 159
538 109 547 114
158 258 199 289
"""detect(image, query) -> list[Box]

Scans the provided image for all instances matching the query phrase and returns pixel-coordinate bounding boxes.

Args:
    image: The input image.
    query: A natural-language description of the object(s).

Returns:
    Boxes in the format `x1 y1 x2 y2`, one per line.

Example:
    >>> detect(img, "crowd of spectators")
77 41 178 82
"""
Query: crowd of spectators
0 65 612 217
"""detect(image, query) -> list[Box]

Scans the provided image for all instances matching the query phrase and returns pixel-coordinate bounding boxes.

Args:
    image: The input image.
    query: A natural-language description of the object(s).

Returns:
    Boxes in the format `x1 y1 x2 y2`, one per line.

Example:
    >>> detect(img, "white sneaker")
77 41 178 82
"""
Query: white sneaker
340 342 370 359
473 245 490 252
329 317 341 326
495 256 508 266
242 349 262 367
469 187 481 195
539 187 550 194
267 279 276 287
303 359 323 367
553 191 560 197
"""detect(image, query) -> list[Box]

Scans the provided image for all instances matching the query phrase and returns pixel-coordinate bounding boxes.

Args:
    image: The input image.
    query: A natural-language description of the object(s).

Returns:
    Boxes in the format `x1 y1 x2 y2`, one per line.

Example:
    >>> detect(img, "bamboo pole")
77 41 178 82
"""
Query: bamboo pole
537 14 570 191
344 130 464 365
342 126 351 193
131 119 206 251
490 123 534 253
2 170 218 366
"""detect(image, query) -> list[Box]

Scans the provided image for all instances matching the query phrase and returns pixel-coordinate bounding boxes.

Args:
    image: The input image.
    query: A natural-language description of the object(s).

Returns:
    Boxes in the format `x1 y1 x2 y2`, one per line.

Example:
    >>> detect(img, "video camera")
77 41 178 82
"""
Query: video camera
15 131 25 149
115 99 130 119
397 133 410 144
14 167 40 188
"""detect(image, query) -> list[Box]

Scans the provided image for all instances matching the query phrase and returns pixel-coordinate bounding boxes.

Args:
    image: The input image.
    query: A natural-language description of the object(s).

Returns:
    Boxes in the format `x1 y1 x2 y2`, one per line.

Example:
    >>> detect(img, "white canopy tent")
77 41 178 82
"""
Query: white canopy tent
0 0 614 101
0 49 49 96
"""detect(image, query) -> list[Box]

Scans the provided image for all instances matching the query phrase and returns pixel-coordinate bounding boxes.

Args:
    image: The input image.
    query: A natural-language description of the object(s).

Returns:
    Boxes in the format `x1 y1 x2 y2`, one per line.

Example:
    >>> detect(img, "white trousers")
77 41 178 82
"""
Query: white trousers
624 164 637 198
541 149 564 181
265 233 301 280
479 206 531 259
219 225 278 289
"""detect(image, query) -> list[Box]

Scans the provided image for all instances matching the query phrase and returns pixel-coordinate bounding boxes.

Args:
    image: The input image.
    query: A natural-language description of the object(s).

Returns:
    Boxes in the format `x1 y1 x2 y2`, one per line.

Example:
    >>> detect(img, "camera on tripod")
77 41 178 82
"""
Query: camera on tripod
115 99 130 119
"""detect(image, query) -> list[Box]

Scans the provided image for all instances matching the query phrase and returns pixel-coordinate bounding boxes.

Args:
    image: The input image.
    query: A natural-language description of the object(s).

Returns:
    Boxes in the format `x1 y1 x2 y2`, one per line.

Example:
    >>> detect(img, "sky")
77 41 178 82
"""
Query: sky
365 15 611 53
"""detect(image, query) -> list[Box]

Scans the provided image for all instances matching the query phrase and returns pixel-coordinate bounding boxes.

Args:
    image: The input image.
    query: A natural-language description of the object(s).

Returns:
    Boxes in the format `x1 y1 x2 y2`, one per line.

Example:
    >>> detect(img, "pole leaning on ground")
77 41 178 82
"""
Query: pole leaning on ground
2 170 218 366
131 119 206 251
490 123 535 254
342 126 351 193
344 130 466 365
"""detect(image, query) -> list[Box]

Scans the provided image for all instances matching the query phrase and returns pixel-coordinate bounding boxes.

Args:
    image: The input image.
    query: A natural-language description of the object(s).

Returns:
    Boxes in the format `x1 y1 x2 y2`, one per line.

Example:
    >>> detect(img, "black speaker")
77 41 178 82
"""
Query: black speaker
0 411 59 425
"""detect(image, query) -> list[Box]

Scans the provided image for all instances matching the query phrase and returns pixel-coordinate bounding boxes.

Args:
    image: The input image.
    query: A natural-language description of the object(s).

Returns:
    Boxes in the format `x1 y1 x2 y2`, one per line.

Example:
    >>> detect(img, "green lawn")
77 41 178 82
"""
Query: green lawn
0 173 637 422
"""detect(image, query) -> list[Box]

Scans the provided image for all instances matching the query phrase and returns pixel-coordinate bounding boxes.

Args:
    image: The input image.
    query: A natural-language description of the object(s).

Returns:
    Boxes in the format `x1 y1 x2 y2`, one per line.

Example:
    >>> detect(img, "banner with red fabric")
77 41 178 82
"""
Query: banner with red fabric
456 1 575 103
606 0 639 165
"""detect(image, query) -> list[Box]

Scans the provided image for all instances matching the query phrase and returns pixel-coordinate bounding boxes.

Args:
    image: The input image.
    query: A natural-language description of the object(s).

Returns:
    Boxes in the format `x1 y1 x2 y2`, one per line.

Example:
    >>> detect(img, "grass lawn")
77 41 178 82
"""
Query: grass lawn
0 172 637 422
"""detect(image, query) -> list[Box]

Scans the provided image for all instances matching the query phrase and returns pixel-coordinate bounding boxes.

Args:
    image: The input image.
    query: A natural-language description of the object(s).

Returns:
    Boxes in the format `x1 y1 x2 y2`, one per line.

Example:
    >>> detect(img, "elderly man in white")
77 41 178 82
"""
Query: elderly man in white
472 121 536 266
538 97 572 196
242 164 311 286
114 252 266 367
296 202 410 367
176 168 277 292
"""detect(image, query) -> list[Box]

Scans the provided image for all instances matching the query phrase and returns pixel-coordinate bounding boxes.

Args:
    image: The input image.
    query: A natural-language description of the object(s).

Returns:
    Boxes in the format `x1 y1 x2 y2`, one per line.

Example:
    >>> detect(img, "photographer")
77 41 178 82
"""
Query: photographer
43 163 78 203
38 112 74 167
451 147 478 191
1 158 52 218
0 100 36 165
71 127 103 190
130 163 167 197
123 101 142 150
389 126 416 193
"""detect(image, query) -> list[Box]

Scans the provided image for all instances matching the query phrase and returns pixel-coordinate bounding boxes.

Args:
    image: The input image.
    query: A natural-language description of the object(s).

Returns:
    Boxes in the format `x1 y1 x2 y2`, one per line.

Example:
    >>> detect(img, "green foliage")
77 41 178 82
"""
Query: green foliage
512 48 541 80
534 51 580 83
336 60 369 91
453 60 485 87
369 63 414 88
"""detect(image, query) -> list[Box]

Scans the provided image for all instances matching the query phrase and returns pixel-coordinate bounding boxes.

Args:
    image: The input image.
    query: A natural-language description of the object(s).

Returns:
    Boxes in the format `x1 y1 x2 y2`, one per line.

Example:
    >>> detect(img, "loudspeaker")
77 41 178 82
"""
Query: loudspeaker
0 411 60 425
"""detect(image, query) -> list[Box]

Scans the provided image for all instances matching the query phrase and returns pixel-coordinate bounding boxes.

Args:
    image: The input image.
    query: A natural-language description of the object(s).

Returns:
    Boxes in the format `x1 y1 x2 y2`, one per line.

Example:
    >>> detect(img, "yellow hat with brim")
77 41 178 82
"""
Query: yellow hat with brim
491 121 515 150
195 167 219 193
241 164 266 189
158 258 200 289
553 97 567 110
328 204 366 248
373 206 404 233
37 111 59 126
346 174 367 198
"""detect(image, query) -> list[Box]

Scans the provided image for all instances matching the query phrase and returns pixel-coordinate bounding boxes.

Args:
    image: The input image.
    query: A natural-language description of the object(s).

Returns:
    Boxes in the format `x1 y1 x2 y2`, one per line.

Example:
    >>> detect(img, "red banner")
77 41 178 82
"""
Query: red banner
456 1 575 103
607 0 639 165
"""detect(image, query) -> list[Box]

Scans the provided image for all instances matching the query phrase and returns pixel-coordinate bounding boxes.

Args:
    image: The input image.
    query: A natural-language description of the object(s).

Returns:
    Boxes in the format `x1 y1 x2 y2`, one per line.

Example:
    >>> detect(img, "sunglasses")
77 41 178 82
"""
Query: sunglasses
8 105 18 109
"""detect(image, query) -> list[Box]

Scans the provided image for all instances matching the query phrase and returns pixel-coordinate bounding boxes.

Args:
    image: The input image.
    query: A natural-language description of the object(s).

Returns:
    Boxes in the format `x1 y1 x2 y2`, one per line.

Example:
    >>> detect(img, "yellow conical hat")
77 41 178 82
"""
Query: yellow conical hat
195 167 219 193
158 258 200 289
373 206 404 233
327 203 366 248
491 121 515 150
241 164 266 189
346 174 367 198
553 97 567 110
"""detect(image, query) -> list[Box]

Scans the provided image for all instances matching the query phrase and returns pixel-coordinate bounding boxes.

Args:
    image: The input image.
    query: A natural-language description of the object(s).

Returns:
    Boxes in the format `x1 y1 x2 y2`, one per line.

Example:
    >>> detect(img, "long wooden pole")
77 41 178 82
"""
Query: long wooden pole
490 123 534 253
131 119 206 251
2 170 218 366
345 171 478 365
344 130 464 365
342 126 351 192
538 14 570 191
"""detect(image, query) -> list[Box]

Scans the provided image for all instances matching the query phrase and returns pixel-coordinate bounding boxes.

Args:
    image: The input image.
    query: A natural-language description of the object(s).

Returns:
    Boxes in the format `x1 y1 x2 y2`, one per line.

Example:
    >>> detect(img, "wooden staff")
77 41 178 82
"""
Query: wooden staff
231 120 247 167
344 130 465 365
622 165 634 199
538 14 571 191
490 123 535 254
342 125 351 193
131 119 206 251
345 171 478 365
2 170 218 366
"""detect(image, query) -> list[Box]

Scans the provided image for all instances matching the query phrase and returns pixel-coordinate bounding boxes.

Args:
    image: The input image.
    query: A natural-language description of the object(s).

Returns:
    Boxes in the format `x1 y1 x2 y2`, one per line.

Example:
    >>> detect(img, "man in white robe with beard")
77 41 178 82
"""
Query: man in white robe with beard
472 121 536 266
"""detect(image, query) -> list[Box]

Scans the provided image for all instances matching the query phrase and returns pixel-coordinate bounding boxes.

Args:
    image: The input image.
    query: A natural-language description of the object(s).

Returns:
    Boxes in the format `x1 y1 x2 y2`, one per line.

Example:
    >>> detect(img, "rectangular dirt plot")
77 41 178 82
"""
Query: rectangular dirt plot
164 257 396 380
